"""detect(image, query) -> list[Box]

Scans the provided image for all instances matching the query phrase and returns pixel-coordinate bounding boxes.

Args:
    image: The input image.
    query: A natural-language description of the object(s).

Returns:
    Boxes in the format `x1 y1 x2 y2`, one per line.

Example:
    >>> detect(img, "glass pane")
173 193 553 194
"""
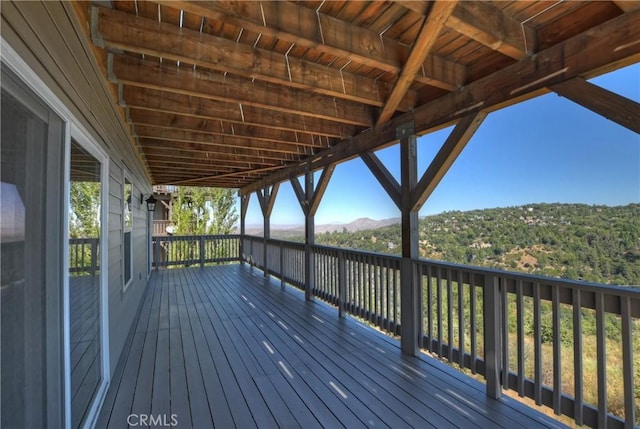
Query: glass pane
1 66 64 428
124 179 132 285
69 141 102 428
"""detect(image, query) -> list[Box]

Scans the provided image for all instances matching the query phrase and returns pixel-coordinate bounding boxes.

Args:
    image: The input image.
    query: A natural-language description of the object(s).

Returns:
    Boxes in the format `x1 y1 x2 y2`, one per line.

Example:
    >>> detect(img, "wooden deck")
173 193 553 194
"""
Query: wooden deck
96 264 567 429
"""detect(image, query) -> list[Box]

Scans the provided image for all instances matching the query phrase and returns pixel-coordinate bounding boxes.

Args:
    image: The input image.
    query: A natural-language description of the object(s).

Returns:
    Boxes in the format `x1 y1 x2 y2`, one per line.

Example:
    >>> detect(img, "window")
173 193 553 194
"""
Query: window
123 176 132 288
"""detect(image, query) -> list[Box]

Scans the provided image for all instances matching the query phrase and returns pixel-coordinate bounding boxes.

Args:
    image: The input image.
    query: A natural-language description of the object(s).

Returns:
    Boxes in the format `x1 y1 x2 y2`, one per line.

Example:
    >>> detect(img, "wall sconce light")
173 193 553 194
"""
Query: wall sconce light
141 193 157 212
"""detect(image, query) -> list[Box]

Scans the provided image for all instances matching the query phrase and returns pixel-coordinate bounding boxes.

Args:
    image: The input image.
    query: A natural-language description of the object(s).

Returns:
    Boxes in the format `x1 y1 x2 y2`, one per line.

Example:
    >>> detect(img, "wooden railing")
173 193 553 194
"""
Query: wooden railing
69 238 99 275
240 235 639 429
152 220 174 236
152 235 241 268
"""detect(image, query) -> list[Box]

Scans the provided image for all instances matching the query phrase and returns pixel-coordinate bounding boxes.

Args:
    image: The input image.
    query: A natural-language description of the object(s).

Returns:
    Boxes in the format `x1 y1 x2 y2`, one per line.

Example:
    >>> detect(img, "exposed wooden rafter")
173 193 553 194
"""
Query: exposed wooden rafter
92 6 415 110
127 109 328 149
110 55 374 127
121 86 355 138
155 0 466 91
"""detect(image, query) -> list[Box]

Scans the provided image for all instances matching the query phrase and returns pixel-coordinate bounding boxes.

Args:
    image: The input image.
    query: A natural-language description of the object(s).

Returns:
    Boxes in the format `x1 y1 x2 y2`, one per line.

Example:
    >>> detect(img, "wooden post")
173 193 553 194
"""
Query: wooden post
483 274 502 399
399 123 421 356
304 169 315 301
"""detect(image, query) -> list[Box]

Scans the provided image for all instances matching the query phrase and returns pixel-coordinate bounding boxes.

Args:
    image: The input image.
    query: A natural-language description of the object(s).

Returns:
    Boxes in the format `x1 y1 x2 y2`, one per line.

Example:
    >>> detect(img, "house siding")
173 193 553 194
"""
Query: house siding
2 1 153 377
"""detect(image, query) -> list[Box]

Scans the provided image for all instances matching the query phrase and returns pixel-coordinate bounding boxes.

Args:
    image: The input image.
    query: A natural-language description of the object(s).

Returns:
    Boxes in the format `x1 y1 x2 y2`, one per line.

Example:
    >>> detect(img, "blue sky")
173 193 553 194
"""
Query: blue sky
244 64 639 226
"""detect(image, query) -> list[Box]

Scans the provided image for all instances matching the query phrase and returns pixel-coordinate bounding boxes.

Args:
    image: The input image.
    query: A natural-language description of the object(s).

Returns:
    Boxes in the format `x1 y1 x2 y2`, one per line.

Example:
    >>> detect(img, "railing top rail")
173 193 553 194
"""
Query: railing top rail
152 234 241 240
311 242 403 262
415 257 640 298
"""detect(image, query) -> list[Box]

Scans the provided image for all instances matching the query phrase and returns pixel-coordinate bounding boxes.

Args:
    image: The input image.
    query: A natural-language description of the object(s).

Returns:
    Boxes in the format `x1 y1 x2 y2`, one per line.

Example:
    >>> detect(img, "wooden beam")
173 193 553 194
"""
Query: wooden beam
550 77 640 134
134 125 314 155
122 86 355 138
289 176 308 216
447 1 535 59
256 188 266 214
377 1 457 126
144 156 277 171
240 194 249 221
169 165 283 186
93 6 414 110
264 183 280 218
240 9 640 195
411 112 487 211
156 0 466 91
143 151 280 168
138 138 298 162
127 109 327 148
396 0 536 58
613 1 640 12
110 54 374 127
309 164 336 216
360 151 401 209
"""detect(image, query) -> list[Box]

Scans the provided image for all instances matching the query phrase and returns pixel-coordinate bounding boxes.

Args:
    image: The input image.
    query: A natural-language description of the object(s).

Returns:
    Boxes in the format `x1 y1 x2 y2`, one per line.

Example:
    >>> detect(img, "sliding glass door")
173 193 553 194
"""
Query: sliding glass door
1 63 66 428
1 56 110 428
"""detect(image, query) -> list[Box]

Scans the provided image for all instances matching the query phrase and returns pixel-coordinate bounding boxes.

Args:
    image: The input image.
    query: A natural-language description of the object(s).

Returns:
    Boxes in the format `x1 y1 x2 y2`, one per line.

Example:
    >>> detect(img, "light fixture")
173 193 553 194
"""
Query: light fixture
140 193 157 212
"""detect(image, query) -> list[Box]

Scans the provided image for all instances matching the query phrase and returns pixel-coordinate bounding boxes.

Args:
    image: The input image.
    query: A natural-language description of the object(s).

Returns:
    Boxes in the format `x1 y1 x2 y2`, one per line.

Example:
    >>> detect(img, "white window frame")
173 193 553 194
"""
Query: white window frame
2 37 110 429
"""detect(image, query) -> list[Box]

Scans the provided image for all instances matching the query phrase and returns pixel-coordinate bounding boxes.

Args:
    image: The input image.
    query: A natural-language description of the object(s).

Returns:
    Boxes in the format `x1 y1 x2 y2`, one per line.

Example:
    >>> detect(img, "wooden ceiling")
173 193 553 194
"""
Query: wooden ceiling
74 1 640 190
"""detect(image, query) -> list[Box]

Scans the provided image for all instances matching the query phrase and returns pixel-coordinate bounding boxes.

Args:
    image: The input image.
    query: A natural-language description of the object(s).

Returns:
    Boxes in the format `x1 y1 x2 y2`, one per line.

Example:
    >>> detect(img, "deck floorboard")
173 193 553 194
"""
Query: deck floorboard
97 264 567 429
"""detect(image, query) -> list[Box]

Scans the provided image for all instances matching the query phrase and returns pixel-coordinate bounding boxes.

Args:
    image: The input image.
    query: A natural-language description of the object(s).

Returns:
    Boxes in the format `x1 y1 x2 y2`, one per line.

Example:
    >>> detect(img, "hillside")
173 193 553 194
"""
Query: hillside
314 203 640 287
246 217 400 238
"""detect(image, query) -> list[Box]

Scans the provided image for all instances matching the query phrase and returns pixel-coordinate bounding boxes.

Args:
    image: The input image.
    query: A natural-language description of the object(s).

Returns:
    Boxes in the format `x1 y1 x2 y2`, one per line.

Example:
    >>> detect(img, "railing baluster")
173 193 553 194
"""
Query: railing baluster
620 295 635 429
385 260 391 332
596 292 607 429
199 235 205 268
552 285 562 415
516 279 525 397
392 262 398 334
501 277 509 390
470 273 477 374
458 269 465 368
280 241 285 288
426 265 433 353
534 282 542 405
573 288 584 426
437 267 443 358
447 268 454 362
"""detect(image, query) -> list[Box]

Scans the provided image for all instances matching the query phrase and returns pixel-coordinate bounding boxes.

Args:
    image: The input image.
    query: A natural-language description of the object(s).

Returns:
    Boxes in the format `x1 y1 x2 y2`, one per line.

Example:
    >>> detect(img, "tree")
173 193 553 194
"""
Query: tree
171 186 238 235
69 181 100 238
